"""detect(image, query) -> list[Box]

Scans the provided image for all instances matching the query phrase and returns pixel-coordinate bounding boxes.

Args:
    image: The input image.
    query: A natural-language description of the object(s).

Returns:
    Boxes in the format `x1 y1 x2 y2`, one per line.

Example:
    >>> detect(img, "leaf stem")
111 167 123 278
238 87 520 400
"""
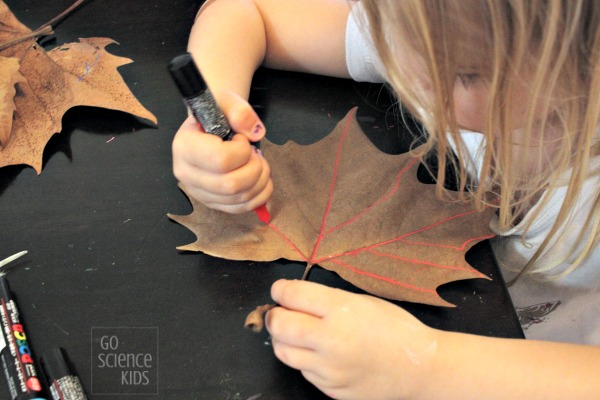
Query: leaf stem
301 263 314 280
0 26 53 51
0 0 88 51
37 0 88 32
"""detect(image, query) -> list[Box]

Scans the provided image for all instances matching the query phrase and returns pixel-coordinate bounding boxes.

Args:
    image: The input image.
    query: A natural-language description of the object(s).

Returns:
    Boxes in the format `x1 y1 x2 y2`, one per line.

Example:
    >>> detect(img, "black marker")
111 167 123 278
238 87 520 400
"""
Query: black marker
39 348 87 400
0 276 45 400
168 52 234 140
167 52 271 223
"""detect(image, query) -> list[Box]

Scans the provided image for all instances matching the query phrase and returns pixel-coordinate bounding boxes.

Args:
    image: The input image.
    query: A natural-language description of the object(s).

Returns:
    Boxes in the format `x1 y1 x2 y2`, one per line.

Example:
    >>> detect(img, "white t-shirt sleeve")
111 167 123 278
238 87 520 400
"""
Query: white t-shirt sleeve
448 130 487 183
345 2 386 83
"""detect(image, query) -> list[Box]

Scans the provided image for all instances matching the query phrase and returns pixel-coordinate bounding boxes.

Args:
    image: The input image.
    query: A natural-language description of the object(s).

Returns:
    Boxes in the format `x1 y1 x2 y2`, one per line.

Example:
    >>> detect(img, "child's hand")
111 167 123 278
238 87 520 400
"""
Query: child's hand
266 279 439 400
172 90 272 214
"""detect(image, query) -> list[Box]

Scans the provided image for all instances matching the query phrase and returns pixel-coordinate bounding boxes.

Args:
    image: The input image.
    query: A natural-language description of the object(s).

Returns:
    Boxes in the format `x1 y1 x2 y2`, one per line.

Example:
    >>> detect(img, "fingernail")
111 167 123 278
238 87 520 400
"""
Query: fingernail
250 145 263 157
252 123 264 137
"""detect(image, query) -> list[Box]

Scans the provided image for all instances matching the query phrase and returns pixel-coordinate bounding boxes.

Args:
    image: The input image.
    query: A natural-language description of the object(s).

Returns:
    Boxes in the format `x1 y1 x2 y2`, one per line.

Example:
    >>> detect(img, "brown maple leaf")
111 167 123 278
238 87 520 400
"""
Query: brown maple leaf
0 56 22 146
0 1 157 172
169 108 495 307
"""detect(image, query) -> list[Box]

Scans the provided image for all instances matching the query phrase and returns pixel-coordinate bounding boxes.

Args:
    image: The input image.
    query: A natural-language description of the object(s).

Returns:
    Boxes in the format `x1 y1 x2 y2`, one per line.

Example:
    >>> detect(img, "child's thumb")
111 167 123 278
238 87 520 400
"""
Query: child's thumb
218 91 266 142
229 102 266 142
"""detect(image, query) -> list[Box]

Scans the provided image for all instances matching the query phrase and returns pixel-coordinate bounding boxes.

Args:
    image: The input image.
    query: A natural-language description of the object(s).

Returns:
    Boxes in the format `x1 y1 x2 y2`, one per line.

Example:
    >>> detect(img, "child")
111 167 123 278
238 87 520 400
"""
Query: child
172 0 600 398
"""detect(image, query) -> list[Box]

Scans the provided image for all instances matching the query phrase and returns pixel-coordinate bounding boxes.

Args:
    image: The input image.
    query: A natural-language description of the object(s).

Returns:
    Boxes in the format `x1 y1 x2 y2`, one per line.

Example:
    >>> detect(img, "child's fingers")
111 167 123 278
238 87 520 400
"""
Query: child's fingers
182 162 272 211
270 338 324 377
184 186 272 214
173 128 254 174
180 114 200 131
270 279 347 318
300 370 344 400
266 307 322 349
176 145 267 195
216 90 266 142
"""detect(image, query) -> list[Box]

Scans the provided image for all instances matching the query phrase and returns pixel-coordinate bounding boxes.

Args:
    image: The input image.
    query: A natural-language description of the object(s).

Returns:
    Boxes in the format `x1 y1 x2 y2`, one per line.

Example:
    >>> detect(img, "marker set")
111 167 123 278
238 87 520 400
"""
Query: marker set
0 276 86 400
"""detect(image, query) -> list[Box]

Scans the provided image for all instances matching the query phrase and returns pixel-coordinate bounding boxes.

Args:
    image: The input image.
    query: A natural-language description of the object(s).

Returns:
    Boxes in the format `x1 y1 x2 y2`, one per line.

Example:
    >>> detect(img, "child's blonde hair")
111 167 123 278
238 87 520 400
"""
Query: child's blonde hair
362 0 600 279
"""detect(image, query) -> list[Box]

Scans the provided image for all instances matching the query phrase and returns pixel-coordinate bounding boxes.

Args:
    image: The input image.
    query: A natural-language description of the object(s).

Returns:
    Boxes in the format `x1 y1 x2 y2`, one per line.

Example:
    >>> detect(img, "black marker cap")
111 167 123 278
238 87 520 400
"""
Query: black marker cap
0 275 13 300
168 52 207 98
40 348 72 383
40 347 87 400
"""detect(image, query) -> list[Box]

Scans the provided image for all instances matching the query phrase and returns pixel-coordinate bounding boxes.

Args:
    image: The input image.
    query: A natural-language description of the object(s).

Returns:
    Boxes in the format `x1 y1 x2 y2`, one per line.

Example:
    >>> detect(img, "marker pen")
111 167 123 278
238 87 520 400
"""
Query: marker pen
168 52 234 140
39 348 87 400
0 276 45 400
168 52 271 223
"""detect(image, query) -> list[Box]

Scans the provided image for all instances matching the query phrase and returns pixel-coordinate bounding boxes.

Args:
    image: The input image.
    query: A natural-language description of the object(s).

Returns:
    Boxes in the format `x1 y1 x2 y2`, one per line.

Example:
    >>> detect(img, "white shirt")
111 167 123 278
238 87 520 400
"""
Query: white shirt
346 2 600 344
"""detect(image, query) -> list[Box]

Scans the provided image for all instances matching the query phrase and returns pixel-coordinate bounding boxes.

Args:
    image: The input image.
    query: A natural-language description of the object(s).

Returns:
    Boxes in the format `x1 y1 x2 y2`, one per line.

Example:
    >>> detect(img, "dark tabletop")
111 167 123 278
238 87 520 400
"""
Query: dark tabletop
0 1 523 399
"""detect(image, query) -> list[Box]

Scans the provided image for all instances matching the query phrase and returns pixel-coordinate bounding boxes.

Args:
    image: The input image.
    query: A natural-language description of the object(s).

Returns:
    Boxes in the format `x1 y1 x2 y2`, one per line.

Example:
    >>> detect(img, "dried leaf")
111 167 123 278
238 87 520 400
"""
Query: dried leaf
170 109 495 307
0 1 157 173
0 56 23 147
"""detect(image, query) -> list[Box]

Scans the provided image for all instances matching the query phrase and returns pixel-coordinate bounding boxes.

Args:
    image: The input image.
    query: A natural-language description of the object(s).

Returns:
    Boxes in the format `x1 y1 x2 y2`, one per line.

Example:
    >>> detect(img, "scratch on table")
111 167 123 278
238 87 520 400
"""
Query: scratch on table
48 318 70 336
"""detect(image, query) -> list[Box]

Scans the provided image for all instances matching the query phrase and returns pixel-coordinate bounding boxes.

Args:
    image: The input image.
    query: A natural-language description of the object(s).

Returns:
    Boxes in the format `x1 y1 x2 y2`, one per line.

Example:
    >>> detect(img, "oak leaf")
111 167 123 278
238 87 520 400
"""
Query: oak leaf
170 109 495 307
0 1 157 173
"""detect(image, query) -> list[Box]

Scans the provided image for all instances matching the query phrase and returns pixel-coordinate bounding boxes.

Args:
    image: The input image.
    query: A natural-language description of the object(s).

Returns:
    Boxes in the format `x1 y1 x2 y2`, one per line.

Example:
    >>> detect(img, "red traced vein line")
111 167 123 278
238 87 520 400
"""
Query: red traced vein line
266 221 309 262
370 209 486 249
330 259 439 296
398 234 496 251
322 157 420 237
367 249 486 277
308 109 356 263
264 110 492 270
312 208 484 264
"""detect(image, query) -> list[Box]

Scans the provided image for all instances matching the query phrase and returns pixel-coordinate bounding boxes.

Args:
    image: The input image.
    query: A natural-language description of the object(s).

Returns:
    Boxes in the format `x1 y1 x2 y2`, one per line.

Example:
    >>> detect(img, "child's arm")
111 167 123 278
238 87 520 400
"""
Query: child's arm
172 0 351 213
267 279 600 400
188 0 351 98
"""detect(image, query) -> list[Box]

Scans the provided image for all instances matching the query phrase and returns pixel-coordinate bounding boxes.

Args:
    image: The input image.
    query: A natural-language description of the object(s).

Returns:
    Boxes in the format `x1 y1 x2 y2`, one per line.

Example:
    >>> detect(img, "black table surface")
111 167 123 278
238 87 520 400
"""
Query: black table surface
1 1 523 399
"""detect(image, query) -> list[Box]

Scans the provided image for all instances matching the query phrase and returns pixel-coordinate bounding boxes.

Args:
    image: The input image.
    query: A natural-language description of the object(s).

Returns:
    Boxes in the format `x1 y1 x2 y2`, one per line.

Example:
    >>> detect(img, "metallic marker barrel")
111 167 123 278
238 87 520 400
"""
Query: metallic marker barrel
168 52 234 141
40 348 87 400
